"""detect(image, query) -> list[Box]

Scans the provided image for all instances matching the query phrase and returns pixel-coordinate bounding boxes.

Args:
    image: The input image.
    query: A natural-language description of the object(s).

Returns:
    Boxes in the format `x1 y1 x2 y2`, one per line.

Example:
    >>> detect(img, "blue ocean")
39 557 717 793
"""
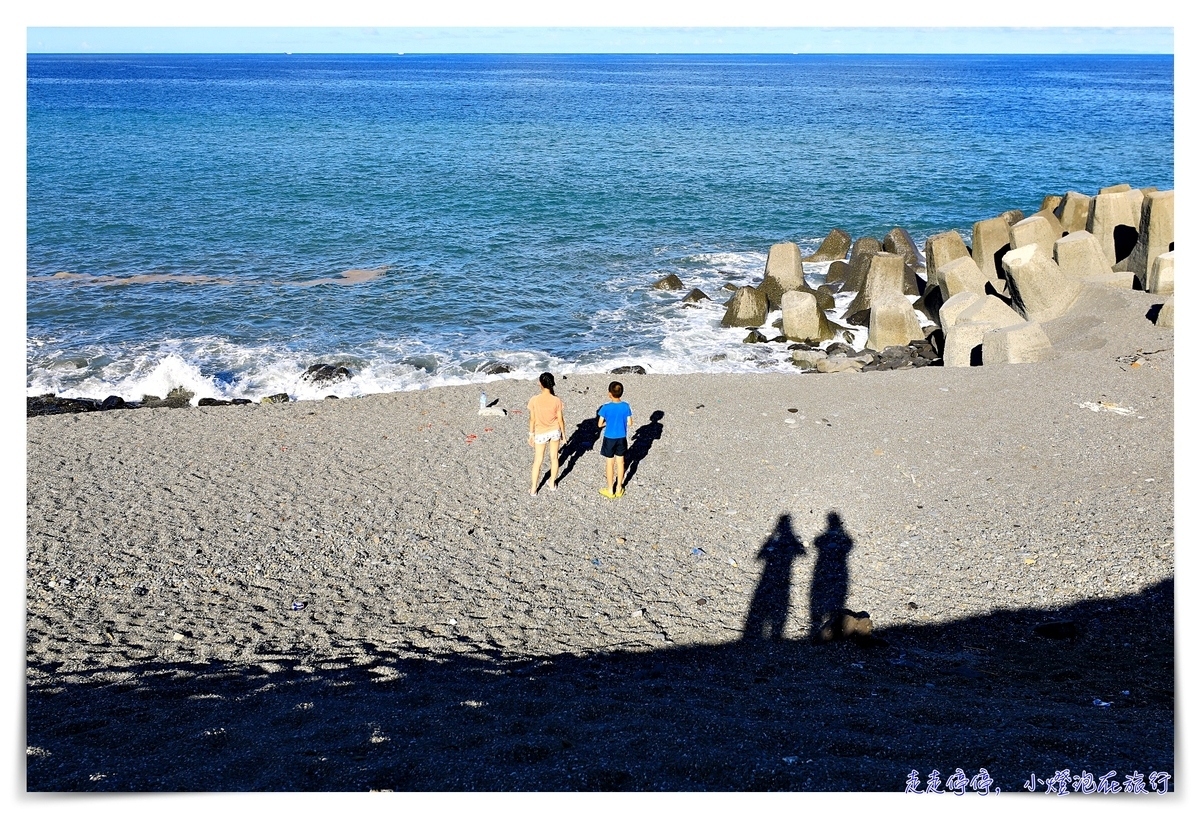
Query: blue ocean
26 54 1174 402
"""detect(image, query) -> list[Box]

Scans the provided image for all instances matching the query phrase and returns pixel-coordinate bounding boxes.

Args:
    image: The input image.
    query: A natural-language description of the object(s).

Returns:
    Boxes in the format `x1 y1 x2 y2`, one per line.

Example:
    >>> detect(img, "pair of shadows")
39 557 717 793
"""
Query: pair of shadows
742 512 854 641
547 410 665 489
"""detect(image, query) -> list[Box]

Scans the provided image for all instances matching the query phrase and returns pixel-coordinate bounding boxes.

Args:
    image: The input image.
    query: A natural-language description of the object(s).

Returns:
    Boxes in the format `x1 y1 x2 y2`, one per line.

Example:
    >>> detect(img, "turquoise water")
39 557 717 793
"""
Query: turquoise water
27 54 1174 401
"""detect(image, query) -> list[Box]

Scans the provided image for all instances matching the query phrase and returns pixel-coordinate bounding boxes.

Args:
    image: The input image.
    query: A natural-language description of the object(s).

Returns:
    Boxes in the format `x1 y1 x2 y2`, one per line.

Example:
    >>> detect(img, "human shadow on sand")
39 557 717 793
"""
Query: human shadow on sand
554 417 601 484
27 512 1174 793
742 514 807 641
622 410 664 488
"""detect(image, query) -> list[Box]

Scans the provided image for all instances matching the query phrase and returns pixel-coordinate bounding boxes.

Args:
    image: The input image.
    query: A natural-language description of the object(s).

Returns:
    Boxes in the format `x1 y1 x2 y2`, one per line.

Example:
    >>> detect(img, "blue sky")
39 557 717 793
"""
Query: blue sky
19 1 1177 54
26 26 1173 54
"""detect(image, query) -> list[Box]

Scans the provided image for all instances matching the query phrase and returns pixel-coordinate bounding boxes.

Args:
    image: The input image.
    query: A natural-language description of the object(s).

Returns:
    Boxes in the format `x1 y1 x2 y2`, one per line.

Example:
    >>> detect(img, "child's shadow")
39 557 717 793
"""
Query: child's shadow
555 417 601 483
623 410 664 487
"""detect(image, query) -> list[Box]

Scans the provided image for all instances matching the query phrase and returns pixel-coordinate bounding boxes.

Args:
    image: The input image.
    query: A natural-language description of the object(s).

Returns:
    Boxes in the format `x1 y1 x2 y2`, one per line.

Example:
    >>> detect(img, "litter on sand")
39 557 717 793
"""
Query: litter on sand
1077 401 1135 416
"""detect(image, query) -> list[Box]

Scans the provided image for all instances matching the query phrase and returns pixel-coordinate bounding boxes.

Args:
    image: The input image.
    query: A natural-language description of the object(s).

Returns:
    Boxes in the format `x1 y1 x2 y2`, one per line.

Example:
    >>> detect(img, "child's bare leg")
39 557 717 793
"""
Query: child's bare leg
548 440 560 488
605 457 615 492
615 454 625 494
531 443 546 494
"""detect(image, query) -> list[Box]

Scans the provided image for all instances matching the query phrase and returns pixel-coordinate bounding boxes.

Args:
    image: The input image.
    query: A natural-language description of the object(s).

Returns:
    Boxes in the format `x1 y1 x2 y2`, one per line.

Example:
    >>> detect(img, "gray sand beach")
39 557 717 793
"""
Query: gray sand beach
25 284 1174 791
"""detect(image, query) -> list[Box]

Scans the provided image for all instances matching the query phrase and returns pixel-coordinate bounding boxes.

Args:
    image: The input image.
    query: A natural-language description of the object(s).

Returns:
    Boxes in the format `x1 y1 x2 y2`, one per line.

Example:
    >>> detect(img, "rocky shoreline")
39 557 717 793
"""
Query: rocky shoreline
28 183 1173 417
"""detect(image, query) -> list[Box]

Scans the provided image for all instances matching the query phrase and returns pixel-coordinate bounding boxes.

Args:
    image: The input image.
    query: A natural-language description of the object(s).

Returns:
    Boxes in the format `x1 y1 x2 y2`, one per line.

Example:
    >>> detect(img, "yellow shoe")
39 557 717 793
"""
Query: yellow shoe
614 487 625 498
599 488 616 499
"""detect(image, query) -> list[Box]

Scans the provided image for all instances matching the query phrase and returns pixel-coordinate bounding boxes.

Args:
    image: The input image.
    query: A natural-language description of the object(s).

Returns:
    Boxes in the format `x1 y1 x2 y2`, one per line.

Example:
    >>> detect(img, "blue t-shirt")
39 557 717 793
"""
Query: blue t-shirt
597 400 632 438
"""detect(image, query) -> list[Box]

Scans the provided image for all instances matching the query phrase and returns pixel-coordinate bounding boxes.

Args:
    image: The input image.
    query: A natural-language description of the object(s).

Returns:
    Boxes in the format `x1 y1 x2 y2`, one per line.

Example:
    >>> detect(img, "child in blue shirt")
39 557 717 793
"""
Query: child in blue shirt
596 380 633 498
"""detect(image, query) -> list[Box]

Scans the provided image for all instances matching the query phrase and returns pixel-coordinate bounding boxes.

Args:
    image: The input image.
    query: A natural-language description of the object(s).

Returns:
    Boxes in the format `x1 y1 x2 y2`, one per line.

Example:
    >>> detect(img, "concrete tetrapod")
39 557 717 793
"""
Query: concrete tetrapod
806 228 853 262
758 241 833 311
720 286 768 328
1001 244 1083 323
1053 231 1115 281
972 216 1011 282
866 294 924 352
1087 189 1144 268
826 236 881 292
1009 213 1060 260
1127 190 1174 289
1157 296 1174 329
923 231 970 290
982 321 1053 364
1147 252 1174 295
942 295 1026 367
938 255 990 300
844 252 907 327
1054 191 1092 234
781 290 836 343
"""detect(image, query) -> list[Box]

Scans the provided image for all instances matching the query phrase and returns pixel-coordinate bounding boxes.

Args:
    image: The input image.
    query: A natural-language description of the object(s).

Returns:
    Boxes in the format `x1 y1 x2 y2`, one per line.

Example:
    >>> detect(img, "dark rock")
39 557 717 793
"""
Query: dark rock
26 395 101 417
610 365 647 375
825 342 857 357
652 273 684 291
769 335 787 343
231 398 252 405
100 395 126 411
198 398 232 407
484 363 513 375
301 363 353 386
261 393 291 404
742 330 768 344
681 288 709 304
814 609 873 643
164 388 192 408
139 388 192 409
721 283 737 292
162 387 194 409
325 395 340 399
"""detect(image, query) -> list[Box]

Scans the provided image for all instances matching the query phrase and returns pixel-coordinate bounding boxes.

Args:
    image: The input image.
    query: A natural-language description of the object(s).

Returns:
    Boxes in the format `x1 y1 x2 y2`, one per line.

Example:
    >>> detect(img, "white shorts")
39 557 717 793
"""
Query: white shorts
533 429 562 445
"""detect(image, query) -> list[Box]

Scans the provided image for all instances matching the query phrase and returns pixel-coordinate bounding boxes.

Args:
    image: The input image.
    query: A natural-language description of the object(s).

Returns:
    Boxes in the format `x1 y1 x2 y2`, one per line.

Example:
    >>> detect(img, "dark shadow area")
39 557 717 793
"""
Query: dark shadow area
969 344 984 366
622 410 664 487
742 514 806 641
809 513 853 637
555 417 601 483
1146 303 1163 323
991 243 1011 279
27 511 1174 792
1113 225 1139 264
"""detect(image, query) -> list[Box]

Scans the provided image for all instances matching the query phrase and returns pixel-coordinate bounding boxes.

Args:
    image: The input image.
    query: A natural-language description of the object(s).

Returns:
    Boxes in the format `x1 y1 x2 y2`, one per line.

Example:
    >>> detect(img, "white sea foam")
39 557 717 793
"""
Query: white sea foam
26 250 938 403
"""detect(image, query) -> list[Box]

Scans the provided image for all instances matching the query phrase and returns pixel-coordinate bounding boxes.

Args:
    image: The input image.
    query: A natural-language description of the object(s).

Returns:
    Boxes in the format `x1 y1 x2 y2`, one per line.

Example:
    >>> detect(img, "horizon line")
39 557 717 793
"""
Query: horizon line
26 26 1174 55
